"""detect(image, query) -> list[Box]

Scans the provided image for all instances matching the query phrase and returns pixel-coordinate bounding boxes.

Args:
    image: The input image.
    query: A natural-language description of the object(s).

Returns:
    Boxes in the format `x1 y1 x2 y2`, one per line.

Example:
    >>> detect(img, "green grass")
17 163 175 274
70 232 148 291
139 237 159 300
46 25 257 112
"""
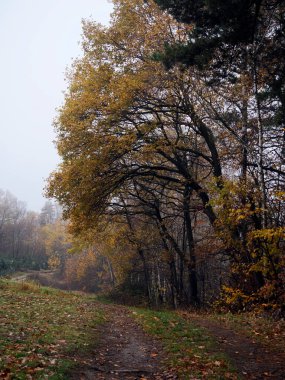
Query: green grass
0 279 106 379
132 308 239 380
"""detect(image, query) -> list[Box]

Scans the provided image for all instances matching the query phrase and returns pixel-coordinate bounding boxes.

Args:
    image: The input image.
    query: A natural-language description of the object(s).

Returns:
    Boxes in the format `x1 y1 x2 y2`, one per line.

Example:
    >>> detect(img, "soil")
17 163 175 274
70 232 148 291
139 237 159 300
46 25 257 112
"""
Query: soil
189 315 285 379
70 304 176 380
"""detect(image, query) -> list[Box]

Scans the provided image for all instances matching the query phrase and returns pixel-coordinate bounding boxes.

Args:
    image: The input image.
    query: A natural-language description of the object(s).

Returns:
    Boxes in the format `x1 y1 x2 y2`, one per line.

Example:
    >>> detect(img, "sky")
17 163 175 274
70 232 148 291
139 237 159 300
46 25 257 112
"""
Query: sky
0 0 113 211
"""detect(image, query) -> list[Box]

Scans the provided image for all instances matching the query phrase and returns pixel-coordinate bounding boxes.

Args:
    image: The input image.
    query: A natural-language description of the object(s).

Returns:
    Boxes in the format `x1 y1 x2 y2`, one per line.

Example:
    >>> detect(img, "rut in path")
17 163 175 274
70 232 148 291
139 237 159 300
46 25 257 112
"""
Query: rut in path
71 304 176 380
189 315 285 380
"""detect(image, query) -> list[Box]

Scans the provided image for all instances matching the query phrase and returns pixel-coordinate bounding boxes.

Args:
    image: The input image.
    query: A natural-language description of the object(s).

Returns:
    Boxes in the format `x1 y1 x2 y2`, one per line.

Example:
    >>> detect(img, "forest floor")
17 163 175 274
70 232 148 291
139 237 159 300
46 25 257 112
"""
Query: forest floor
1 272 285 379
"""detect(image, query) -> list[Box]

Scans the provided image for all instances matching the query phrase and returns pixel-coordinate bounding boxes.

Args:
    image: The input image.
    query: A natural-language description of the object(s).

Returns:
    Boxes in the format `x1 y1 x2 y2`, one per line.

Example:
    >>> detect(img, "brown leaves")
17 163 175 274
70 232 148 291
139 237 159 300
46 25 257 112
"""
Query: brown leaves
0 368 12 380
0 281 105 378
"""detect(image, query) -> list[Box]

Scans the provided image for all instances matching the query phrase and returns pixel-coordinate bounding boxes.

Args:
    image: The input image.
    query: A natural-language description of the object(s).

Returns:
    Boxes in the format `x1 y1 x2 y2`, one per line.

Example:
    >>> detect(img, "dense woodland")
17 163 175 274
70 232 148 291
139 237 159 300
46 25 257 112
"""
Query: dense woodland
2 0 284 314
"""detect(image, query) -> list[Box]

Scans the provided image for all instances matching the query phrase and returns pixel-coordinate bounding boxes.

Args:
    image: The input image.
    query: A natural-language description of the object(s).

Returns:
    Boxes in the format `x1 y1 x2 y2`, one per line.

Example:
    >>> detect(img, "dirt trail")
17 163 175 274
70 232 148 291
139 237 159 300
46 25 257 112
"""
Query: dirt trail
189 316 285 379
71 304 175 380
9 270 55 282
10 271 284 379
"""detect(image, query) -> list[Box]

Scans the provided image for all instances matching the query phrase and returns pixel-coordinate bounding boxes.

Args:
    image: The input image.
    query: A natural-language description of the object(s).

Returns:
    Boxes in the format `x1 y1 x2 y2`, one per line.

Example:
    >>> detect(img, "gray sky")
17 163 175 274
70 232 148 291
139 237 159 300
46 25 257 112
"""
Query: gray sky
0 0 113 211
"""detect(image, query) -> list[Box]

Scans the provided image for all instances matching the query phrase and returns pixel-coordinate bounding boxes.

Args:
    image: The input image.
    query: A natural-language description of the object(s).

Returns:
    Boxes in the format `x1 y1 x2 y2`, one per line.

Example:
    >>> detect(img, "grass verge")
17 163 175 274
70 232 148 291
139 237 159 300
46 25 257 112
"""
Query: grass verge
132 308 239 379
0 279 106 379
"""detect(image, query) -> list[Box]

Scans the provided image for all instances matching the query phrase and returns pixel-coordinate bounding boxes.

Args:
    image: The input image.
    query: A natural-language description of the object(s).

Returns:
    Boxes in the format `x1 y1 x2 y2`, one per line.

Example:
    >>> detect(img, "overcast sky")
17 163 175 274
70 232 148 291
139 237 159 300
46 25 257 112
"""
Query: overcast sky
0 0 113 211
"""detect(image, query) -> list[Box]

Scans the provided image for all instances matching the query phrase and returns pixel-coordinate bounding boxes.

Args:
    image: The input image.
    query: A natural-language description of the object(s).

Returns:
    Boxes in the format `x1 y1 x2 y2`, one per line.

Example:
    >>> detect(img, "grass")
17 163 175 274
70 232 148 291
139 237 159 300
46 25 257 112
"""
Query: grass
0 279 106 379
132 308 239 379
2 278 276 379
210 311 285 353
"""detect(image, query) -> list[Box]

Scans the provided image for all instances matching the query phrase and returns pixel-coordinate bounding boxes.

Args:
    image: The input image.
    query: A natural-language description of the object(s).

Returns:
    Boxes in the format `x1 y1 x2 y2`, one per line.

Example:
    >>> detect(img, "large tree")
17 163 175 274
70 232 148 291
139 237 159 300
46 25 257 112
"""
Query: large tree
47 0 285 310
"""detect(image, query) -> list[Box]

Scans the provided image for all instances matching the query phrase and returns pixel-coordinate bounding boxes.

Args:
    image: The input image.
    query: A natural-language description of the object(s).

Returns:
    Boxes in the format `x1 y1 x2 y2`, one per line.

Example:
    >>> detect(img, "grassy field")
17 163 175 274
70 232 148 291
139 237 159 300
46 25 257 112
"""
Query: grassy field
0 279 105 379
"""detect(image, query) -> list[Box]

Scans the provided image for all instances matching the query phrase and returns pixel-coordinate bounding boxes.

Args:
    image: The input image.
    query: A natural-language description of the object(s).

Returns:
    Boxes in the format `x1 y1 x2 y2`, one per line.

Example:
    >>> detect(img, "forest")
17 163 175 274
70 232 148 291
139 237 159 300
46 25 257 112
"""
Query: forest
1 0 284 313
0 191 63 275
45 0 285 313
0 1 284 378
0 191 112 292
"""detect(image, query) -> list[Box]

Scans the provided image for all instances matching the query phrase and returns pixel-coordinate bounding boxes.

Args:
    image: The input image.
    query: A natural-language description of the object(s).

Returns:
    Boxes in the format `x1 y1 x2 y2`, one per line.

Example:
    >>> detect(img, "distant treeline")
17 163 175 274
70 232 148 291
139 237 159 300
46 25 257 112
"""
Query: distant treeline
0 190 61 274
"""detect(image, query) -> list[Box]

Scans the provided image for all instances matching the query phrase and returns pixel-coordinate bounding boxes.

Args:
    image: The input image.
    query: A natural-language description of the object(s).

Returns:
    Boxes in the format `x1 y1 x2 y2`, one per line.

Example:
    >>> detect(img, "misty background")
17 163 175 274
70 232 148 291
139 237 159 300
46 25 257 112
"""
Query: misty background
0 0 112 211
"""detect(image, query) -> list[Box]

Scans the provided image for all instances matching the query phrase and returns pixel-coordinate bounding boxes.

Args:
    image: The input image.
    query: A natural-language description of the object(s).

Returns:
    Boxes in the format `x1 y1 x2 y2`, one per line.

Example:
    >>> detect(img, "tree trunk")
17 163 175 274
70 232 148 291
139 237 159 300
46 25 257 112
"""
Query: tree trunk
183 184 199 305
138 248 152 303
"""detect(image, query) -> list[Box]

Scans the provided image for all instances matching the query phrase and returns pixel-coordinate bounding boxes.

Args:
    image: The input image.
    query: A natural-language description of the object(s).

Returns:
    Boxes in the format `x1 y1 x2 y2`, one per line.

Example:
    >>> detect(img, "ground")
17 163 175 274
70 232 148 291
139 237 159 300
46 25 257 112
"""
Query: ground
188 315 285 379
70 304 285 379
2 271 285 379
70 304 169 380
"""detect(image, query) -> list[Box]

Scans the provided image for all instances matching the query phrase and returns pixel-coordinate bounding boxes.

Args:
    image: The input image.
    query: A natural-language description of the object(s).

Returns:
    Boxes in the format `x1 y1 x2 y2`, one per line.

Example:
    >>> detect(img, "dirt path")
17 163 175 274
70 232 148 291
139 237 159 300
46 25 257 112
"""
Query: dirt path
10 272 284 379
72 304 285 380
189 315 285 379
71 304 175 380
9 270 57 283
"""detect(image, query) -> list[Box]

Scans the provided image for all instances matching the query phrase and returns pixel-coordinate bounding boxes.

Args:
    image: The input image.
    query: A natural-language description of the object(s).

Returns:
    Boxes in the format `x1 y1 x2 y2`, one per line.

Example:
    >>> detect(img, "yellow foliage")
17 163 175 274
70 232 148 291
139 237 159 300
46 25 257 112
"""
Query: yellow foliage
40 220 72 269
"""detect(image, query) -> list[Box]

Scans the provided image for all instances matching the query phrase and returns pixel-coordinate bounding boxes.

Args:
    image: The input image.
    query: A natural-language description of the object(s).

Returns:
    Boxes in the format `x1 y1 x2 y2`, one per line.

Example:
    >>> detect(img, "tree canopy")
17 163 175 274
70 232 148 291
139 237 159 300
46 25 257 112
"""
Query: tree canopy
47 0 285 312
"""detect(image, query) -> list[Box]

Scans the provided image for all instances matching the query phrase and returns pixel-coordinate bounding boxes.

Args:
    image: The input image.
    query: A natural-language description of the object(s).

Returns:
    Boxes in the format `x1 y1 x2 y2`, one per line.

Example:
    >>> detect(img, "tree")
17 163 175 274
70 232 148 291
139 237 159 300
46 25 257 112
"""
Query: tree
47 0 285 311
40 219 71 271
0 189 49 273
